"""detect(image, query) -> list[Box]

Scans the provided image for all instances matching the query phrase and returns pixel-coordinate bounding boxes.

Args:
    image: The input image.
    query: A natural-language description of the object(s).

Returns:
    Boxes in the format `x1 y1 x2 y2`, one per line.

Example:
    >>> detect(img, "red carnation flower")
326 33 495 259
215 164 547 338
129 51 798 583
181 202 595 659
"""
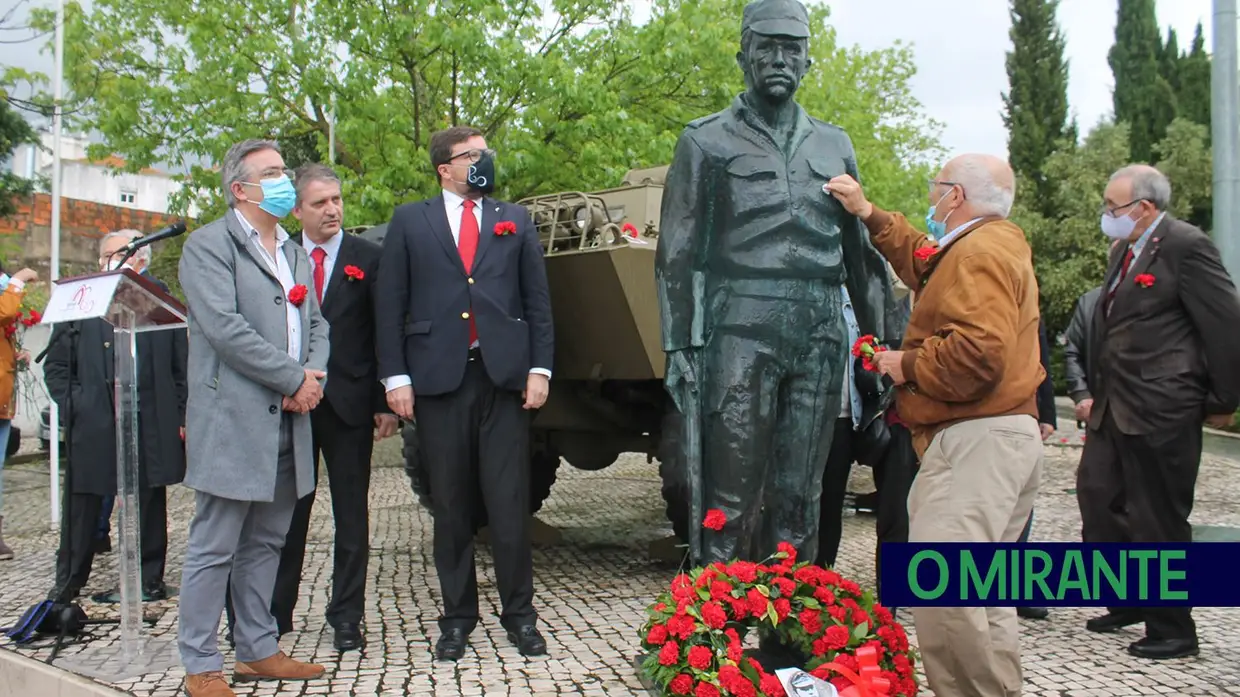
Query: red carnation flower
798 608 823 635
493 220 518 236
343 264 364 281
822 624 850 651
667 612 696 639
669 674 694 695
776 541 797 564
1134 273 1155 287
709 579 733 601
815 586 837 606
288 283 308 307
703 509 726 531
914 245 939 261
746 587 769 617
773 598 791 622
658 640 680 665
772 576 795 598
695 683 720 697
700 601 727 630
646 624 668 645
760 672 785 697
687 645 713 670
728 560 759 583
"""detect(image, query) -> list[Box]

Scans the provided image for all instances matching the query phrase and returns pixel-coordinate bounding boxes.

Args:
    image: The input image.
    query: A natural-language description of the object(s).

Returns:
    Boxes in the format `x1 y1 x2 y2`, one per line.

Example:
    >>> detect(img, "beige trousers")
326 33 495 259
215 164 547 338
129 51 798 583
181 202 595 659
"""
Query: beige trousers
908 414 1043 697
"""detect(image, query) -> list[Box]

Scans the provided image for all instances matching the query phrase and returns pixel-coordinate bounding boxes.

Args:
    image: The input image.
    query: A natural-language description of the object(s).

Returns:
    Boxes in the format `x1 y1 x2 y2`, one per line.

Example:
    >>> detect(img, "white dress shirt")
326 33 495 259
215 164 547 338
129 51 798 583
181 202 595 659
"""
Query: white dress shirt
302 229 344 299
235 209 301 361
381 189 551 393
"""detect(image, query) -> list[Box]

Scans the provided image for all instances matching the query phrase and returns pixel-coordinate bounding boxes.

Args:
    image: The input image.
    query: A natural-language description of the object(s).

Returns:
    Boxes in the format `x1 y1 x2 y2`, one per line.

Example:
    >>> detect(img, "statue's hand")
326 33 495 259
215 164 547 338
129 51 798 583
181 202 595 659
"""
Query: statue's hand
824 175 873 220
667 349 698 391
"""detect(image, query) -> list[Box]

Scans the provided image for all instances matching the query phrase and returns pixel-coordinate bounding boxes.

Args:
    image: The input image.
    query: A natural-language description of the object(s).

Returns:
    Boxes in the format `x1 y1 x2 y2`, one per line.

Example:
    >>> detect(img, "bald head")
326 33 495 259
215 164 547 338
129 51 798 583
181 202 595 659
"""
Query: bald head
937 154 1016 220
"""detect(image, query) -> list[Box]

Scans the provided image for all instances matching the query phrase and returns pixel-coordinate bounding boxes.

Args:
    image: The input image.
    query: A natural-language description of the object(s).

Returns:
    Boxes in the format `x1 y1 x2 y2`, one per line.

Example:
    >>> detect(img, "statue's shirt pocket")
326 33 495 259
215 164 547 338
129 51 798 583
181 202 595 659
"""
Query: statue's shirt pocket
725 156 783 219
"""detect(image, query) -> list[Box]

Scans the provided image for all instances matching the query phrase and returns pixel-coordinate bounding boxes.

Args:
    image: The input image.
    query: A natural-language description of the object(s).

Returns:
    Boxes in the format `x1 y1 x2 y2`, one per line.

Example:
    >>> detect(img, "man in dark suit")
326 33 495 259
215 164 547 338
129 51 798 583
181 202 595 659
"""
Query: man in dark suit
375 125 554 661
1078 164 1240 660
1065 285 1103 423
43 230 188 604
267 163 395 651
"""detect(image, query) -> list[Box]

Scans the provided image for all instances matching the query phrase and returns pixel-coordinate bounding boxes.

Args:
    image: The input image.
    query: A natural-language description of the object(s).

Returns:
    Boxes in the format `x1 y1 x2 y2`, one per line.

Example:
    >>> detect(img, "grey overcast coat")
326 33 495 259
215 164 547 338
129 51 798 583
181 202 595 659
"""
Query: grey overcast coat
177 210 330 502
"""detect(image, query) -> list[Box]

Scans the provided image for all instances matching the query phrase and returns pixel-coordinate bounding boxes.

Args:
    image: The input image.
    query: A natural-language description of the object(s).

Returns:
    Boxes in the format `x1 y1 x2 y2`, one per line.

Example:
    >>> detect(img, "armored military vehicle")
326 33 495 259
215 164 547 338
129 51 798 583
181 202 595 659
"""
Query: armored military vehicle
359 167 690 537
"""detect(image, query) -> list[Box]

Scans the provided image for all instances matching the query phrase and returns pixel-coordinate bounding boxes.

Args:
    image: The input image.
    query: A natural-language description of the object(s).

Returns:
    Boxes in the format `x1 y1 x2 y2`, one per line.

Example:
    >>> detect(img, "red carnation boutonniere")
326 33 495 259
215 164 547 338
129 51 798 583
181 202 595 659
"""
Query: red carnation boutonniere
493 221 517 236
343 264 365 281
288 284 309 307
914 245 939 261
1134 273 1156 288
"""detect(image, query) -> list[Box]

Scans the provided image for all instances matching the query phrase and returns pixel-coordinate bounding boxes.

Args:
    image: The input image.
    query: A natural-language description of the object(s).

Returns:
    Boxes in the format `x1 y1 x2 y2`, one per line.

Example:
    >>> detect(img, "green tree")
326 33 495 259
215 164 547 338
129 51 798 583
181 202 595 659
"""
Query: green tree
1176 23 1211 130
1001 0 1072 218
35 0 943 297
1109 0 1175 161
0 98 37 221
1158 27 1181 95
1153 117 1213 229
1012 121 1131 340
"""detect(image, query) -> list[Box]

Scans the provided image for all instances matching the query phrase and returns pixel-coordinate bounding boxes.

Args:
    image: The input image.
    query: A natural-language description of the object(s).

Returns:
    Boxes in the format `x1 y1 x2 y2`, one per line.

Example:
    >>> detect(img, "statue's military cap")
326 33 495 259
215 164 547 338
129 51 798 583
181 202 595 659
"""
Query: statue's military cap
741 0 810 39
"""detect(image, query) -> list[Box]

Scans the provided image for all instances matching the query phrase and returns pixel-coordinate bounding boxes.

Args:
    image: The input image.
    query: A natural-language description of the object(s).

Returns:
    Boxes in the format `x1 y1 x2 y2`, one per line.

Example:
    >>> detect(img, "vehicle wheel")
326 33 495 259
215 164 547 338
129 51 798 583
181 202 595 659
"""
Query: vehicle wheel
402 420 560 525
658 409 691 543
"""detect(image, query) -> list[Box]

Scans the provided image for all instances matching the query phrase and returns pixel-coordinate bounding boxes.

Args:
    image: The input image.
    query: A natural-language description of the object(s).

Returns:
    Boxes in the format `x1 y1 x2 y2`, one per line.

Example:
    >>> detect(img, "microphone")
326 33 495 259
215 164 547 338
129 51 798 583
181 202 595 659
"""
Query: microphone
123 221 187 251
116 222 187 266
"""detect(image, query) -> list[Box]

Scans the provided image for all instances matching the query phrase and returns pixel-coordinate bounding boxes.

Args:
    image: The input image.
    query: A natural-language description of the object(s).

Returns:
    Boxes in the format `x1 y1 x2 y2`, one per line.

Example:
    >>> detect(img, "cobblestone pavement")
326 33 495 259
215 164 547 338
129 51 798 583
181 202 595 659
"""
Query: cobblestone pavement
0 435 1236 696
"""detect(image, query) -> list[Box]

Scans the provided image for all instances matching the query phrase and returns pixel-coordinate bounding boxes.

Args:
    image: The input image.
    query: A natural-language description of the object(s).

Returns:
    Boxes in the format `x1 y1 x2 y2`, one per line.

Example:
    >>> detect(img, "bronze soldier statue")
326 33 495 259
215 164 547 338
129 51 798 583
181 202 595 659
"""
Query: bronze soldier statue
656 0 904 566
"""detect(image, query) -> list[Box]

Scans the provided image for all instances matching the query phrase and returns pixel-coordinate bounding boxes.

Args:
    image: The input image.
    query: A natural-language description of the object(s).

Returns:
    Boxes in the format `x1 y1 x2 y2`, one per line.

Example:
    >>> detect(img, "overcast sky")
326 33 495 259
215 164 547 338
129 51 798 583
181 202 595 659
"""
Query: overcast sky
0 0 1222 160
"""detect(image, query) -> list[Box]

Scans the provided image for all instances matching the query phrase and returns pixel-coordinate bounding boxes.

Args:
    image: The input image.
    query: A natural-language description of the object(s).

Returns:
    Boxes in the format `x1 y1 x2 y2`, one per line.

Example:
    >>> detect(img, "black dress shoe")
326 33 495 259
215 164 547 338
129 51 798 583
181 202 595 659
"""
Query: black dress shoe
1085 611 1142 633
1127 637 1199 659
435 628 468 661
507 624 547 656
1017 606 1049 620
333 623 365 652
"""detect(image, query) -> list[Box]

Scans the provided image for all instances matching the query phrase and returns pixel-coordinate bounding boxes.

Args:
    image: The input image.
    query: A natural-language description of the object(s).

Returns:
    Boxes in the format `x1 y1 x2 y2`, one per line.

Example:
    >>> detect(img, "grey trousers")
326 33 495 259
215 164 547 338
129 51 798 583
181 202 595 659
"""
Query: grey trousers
177 416 298 674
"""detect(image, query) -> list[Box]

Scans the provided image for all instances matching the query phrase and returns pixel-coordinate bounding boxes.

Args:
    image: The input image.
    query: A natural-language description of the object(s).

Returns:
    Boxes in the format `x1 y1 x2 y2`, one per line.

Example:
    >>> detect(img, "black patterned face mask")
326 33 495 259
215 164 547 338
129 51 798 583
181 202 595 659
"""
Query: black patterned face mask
467 152 496 195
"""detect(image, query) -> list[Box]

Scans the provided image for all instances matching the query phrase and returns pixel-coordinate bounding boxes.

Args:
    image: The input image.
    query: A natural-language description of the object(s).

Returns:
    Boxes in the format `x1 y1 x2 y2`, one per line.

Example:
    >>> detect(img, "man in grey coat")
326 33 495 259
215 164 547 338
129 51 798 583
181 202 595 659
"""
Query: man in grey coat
176 139 330 697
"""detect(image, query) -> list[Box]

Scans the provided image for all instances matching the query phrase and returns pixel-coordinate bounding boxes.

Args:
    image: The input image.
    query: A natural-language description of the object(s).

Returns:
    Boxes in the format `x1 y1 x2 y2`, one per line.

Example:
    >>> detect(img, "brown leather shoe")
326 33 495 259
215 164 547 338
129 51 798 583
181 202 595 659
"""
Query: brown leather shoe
234 650 325 682
183 671 235 696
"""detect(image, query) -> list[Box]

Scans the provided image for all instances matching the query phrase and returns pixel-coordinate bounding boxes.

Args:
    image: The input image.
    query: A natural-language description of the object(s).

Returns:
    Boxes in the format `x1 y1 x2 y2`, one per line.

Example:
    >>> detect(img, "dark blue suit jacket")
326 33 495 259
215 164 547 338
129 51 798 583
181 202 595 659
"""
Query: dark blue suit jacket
375 193 554 396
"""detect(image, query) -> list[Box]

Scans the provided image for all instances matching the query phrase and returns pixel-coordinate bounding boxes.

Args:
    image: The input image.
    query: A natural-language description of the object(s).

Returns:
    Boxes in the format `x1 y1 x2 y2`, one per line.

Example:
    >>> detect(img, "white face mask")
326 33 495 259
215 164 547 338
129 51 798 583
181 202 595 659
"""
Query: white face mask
1100 212 1138 241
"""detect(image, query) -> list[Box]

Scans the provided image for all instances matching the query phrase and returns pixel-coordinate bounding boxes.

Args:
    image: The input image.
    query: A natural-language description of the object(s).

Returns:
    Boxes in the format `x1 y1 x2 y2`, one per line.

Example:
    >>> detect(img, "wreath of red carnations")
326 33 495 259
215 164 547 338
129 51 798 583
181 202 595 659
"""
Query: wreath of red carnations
288 284 308 307
639 511 920 697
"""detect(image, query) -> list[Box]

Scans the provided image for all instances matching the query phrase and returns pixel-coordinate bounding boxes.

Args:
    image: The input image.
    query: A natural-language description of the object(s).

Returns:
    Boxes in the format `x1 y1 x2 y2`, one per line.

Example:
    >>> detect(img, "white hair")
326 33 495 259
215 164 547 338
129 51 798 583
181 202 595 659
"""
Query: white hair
100 228 151 263
1109 164 1172 211
949 155 1015 218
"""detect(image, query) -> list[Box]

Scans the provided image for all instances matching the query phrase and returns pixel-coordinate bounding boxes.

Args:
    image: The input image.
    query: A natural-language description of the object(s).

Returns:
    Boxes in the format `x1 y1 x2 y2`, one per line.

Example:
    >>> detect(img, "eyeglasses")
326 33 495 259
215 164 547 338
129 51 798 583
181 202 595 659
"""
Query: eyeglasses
241 168 295 186
1100 198 1146 216
927 179 960 194
448 148 496 164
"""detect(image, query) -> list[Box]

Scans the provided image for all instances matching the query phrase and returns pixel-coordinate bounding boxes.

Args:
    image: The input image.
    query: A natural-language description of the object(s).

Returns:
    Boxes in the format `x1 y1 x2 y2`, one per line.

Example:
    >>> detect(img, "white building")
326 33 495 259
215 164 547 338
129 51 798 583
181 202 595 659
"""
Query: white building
8 131 201 217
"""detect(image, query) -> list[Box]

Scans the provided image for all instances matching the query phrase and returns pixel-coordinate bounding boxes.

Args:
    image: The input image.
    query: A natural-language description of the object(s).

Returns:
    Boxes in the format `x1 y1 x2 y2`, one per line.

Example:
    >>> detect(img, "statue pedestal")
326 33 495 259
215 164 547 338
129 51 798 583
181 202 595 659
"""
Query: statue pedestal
646 534 686 564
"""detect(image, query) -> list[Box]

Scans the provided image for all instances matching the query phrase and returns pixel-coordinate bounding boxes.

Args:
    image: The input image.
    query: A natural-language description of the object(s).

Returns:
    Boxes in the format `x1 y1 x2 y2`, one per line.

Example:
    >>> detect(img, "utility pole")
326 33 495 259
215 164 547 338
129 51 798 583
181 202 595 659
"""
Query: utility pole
48 0 64 526
1212 0 1240 281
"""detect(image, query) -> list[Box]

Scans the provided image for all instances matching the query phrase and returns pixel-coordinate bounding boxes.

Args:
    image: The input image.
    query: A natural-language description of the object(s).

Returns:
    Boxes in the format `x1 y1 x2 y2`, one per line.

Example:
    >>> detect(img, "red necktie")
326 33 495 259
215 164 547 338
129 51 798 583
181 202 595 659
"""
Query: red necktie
459 200 479 345
310 247 326 305
1105 246 1134 315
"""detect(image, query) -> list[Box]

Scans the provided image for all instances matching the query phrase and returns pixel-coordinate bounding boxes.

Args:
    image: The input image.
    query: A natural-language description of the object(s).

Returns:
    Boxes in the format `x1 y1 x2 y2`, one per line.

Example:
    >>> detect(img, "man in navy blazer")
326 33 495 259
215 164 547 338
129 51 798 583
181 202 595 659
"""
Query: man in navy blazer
375 125 554 662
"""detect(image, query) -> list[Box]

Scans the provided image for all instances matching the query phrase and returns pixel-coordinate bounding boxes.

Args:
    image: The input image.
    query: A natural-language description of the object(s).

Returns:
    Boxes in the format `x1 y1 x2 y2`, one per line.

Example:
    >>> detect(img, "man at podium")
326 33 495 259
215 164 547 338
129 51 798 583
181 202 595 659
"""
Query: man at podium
176 138 329 695
42 230 187 605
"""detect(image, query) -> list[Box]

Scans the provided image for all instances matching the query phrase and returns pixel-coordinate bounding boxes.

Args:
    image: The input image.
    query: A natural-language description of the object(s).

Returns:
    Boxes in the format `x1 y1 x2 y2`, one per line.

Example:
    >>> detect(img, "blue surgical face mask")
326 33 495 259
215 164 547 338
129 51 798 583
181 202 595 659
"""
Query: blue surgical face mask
925 188 954 240
255 175 297 219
